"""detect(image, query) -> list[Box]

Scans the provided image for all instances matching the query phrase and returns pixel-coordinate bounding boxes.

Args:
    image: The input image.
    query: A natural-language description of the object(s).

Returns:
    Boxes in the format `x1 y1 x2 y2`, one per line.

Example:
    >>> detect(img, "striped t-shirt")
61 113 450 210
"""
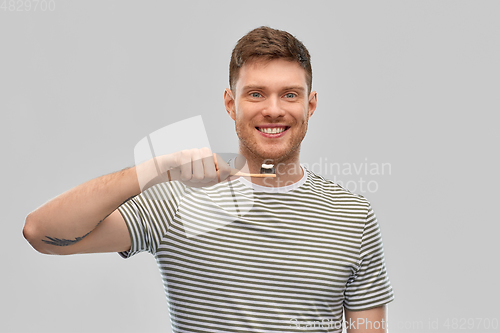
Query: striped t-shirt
117 165 394 333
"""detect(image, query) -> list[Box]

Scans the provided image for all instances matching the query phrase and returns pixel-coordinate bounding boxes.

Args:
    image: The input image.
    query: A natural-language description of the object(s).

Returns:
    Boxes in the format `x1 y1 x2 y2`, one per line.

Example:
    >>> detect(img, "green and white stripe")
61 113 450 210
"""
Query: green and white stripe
118 167 394 333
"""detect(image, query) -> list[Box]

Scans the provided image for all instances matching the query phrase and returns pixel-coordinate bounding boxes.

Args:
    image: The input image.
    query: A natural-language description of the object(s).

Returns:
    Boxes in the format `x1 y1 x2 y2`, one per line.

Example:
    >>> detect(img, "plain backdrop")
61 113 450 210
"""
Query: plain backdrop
2 1 499 332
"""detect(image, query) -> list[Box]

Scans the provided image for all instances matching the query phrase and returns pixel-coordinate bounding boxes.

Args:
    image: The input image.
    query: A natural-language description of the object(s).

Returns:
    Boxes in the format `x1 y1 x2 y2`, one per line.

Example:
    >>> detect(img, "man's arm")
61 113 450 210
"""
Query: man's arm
23 166 140 255
345 305 388 333
22 149 231 255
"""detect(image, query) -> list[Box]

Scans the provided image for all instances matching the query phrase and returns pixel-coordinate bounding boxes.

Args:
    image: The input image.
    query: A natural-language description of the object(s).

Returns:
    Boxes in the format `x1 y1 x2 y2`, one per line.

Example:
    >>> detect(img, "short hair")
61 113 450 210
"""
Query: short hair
229 26 312 94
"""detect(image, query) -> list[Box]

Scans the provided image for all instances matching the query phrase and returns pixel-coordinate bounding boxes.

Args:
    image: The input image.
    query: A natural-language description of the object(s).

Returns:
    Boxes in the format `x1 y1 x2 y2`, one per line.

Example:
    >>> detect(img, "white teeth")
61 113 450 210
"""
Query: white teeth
258 127 286 134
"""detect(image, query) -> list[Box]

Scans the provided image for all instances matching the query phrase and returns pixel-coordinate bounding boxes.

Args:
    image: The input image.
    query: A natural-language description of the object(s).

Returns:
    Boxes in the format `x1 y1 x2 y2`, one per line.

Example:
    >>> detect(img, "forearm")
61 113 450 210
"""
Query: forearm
23 166 141 254
345 305 388 333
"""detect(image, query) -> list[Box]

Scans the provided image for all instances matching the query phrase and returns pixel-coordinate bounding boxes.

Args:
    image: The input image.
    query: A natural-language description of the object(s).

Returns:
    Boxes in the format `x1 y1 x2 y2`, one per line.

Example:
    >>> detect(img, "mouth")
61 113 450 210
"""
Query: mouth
256 126 289 134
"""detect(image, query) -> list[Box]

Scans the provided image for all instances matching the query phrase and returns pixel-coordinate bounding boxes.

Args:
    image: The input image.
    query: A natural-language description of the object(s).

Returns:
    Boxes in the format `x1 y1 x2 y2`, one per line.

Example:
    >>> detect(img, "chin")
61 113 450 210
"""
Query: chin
258 147 298 164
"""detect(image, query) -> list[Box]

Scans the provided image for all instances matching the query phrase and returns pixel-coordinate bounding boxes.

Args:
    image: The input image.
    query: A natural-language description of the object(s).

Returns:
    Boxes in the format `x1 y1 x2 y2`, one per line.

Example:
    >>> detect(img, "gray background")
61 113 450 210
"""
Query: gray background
2 1 499 332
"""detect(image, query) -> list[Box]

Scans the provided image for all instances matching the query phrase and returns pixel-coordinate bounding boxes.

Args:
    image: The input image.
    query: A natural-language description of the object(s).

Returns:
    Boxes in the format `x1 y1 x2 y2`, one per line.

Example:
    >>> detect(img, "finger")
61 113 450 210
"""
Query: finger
190 149 205 182
178 150 193 182
197 150 216 183
159 153 179 182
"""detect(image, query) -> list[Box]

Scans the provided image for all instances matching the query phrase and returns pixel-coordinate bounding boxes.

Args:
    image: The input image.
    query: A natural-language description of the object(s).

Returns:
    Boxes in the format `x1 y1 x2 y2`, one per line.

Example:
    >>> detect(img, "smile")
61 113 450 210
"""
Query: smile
256 127 289 134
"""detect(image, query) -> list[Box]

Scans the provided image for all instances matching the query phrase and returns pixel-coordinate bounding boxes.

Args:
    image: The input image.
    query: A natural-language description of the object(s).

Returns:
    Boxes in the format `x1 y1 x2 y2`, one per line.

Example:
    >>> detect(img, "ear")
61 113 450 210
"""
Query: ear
224 88 236 121
307 91 317 118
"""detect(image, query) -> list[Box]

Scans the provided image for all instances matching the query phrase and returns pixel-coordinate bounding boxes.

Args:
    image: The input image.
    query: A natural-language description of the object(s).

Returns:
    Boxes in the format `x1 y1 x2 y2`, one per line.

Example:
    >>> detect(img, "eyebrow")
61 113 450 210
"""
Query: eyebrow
242 85 306 93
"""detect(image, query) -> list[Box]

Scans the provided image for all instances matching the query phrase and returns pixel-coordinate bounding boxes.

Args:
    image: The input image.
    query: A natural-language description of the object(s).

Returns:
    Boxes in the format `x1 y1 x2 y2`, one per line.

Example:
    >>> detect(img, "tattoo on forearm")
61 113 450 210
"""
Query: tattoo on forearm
41 195 136 247
42 231 92 246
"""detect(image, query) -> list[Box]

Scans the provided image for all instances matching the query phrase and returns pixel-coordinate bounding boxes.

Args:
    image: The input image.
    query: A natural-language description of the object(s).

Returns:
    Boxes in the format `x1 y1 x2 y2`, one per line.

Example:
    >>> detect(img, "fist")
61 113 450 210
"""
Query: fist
160 148 231 188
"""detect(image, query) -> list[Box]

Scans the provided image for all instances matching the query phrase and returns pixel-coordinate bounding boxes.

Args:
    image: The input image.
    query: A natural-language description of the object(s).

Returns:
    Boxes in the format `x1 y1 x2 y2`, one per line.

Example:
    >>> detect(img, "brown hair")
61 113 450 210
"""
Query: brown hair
229 26 312 94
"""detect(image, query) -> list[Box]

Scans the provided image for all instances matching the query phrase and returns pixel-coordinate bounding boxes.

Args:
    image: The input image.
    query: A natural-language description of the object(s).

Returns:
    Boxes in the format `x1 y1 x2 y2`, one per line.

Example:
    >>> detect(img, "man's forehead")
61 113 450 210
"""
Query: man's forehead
236 58 307 91
240 58 303 71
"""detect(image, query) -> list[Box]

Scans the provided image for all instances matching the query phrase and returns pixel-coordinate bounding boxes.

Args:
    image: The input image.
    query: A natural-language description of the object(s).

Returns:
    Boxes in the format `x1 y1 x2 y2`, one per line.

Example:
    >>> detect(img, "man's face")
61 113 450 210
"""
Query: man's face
224 58 317 165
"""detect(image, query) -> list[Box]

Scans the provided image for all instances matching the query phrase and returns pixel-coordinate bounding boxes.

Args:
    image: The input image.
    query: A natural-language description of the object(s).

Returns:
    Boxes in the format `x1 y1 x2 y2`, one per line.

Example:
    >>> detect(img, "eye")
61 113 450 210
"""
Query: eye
284 93 297 98
250 92 262 98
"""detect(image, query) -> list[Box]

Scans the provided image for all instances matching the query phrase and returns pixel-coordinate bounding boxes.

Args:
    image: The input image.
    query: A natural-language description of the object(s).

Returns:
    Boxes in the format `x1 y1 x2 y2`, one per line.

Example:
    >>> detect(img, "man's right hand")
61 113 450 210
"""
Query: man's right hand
138 148 232 190
164 148 232 188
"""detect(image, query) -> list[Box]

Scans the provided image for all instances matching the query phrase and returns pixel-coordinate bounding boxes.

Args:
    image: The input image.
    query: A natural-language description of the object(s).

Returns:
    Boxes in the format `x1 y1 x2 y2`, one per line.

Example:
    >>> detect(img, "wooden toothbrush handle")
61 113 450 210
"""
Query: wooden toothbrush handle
229 169 276 178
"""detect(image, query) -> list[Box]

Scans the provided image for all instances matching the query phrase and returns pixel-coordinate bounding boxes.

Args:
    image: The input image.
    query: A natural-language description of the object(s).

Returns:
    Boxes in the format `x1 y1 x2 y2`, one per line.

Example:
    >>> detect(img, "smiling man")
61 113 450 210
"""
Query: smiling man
225 57 315 188
24 27 394 333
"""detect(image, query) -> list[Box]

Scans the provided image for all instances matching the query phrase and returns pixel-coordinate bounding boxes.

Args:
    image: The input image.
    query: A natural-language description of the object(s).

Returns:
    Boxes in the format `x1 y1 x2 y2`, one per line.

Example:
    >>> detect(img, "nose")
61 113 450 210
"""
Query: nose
261 95 285 118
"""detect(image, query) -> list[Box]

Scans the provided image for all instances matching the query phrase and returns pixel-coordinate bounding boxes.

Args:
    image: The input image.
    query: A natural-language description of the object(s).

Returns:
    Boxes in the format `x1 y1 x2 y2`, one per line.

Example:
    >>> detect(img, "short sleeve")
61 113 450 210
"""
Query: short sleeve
117 181 186 259
344 204 394 310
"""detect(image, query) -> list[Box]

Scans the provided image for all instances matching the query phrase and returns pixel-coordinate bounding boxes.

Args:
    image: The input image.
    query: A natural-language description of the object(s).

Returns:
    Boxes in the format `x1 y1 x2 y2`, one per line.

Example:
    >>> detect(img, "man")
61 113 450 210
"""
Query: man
24 26 394 332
